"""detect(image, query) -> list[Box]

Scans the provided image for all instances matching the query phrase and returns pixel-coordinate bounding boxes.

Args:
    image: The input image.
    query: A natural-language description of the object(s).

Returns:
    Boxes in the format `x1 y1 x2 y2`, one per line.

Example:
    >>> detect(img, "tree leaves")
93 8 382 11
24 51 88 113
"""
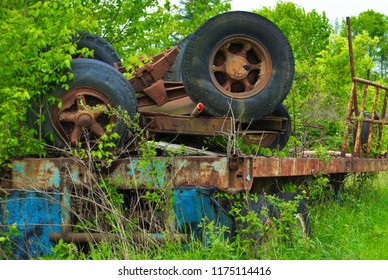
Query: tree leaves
255 2 385 151
0 0 97 165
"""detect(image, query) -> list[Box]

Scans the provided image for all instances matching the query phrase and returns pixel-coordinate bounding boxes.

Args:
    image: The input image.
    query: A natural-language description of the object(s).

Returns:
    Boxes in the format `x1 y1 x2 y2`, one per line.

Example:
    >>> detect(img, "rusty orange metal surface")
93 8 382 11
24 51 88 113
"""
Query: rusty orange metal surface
5 158 89 190
4 156 388 194
107 156 388 193
170 156 253 194
140 113 234 136
139 112 287 141
51 87 113 145
252 157 388 178
129 46 179 93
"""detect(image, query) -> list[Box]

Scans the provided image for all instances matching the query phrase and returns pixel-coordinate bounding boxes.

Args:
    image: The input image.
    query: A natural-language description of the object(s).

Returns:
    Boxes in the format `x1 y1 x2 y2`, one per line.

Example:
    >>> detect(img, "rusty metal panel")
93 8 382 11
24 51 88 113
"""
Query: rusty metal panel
252 157 388 177
108 158 169 188
129 46 179 93
253 158 309 177
10 158 88 190
12 160 61 190
171 156 253 194
107 157 253 193
7 156 388 193
141 113 233 136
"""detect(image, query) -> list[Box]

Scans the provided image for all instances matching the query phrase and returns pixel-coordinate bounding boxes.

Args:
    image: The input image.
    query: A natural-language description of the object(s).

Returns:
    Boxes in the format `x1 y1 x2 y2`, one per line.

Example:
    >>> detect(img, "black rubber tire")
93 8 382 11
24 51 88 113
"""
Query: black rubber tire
28 59 137 148
358 111 379 146
248 194 280 224
164 34 192 81
277 192 311 237
181 11 294 122
265 103 292 150
75 32 122 67
224 194 279 239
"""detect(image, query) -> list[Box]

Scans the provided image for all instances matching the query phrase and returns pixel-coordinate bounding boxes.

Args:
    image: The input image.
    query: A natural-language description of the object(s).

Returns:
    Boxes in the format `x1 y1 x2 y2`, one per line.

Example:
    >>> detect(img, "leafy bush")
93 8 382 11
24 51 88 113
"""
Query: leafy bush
0 1 97 166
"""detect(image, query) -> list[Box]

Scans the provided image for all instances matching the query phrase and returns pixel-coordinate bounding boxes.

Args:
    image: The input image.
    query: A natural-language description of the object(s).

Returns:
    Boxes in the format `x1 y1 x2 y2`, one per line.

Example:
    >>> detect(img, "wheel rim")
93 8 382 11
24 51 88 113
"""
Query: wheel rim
294 213 308 238
209 35 272 99
51 87 114 145
243 133 278 148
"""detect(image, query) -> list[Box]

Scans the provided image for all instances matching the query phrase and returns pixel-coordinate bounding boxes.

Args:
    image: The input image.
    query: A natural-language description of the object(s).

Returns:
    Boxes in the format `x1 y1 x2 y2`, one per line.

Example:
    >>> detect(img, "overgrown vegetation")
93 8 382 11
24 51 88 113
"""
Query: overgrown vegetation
0 164 380 260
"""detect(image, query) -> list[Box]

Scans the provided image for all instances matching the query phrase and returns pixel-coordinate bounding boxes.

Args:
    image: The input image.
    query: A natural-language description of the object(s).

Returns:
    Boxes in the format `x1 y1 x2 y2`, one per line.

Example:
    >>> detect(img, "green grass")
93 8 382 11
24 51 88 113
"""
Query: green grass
308 173 388 260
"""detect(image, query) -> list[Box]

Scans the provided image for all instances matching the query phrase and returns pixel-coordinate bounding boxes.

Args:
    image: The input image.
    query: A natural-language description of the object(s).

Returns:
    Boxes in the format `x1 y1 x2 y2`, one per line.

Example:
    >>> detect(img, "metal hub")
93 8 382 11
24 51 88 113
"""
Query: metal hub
77 113 94 128
51 87 113 145
209 36 272 99
225 54 250 80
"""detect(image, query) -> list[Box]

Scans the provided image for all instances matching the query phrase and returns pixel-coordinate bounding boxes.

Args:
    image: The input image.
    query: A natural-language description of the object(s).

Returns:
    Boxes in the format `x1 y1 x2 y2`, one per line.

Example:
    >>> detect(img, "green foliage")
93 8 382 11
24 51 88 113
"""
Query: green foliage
0 88 44 167
267 195 309 238
306 174 332 203
83 0 231 60
0 223 20 260
69 123 120 170
0 0 97 166
174 0 231 40
340 10 388 78
257 1 332 62
81 0 171 57
41 239 84 260
256 2 334 151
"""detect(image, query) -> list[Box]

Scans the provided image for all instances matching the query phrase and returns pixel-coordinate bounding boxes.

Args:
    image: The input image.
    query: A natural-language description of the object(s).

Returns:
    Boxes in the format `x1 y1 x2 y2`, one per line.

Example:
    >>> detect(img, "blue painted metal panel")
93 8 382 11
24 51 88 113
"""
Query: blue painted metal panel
0 191 62 259
110 158 168 188
173 187 234 239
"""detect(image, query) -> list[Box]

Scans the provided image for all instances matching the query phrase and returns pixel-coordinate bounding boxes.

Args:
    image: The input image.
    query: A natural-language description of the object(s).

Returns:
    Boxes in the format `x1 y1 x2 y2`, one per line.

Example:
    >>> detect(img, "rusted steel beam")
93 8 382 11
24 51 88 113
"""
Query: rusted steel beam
107 157 169 189
140 113 234 136
353 77 388 91
342 81 357 156
342 17 358 157
376 90 388 156
129 46 179 93
252 157 388 177
7 156 388 195
353 84 369 157
140 112 286 138
242 116 286 132
107 156 253 194
343 18 388 158
171 156 253 194
365 87 380 157
142 79 168 105
49 232 107 243
136 81 187 108
346 17 359 115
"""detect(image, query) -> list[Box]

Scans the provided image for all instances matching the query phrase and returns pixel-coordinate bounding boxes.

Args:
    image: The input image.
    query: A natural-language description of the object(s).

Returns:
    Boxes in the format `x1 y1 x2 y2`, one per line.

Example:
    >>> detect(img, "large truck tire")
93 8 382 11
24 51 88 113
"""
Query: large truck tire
181 11 294 123
357 111 379 147
75 32 122 67
277 192 311 237
28 59 137 148
164 34 192 82
265 104 292 150
242 103 292 151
